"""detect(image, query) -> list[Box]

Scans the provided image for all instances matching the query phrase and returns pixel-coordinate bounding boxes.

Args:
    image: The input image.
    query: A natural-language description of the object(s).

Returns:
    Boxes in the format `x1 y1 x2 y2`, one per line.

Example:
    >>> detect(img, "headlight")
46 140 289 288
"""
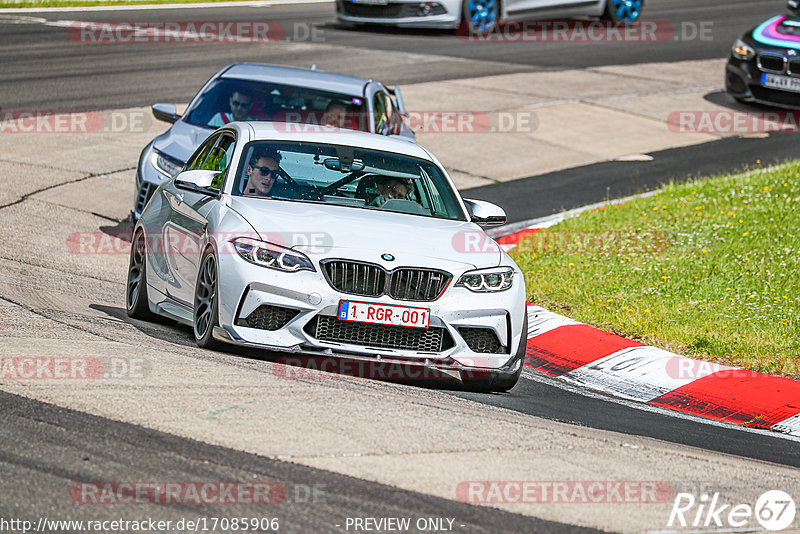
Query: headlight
232 237 315 273
456 267 514 292
731 39 755 61
151 149 184 178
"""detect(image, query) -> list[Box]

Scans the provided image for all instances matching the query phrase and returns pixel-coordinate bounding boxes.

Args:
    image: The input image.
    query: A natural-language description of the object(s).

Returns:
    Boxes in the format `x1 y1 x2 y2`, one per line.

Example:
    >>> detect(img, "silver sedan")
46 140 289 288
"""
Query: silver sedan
127 123 527 392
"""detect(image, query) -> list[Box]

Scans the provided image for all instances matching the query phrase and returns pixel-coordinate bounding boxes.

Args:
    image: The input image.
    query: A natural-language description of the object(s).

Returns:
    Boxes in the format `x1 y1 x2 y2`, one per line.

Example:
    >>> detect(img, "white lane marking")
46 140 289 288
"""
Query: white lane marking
520 369 800 442
562 346 737 403
526 305 581 338
0 0 331 14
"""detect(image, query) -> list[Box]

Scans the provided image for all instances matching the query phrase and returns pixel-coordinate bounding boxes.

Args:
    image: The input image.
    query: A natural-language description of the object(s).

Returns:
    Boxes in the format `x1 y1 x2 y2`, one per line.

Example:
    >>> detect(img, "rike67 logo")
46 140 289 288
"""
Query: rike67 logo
668 490 796 531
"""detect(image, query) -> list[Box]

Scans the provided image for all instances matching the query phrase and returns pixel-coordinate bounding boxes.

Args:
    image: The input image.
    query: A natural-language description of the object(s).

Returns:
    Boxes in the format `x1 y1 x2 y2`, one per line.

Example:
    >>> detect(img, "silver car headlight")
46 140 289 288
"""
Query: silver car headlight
456 267 514 292
731 39 755 61
151 149 184 178
232 237 315 273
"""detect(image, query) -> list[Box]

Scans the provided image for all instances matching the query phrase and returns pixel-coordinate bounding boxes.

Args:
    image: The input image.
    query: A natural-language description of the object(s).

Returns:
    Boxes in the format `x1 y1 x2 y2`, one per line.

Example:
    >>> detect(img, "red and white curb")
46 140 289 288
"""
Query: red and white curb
521 305 800 435
495 189 800 436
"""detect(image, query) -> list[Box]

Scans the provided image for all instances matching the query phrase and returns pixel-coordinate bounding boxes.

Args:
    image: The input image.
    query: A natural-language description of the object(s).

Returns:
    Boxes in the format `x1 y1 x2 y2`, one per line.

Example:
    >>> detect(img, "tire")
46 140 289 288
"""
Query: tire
461 311 527 393
193 250 223 350
126 230 155 320
602 0 643 23
461 0 499 35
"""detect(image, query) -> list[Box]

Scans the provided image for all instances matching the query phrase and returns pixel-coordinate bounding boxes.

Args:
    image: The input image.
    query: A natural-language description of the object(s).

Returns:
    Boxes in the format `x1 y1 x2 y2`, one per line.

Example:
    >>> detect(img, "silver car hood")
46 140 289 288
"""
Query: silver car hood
153 120 214 164
227 196 501 269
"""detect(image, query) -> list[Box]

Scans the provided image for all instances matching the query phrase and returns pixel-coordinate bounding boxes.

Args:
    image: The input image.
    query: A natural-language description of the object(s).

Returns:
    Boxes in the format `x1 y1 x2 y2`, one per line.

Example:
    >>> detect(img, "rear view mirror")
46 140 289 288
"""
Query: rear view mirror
175 169 220 196
152 103 180 124
463 198 507 228
324 157 365 173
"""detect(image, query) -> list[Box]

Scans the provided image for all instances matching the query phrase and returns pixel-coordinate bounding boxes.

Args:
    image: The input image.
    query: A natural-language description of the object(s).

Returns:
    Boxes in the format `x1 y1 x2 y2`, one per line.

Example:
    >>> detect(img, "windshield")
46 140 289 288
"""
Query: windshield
232 141 467 221
185 78 369 131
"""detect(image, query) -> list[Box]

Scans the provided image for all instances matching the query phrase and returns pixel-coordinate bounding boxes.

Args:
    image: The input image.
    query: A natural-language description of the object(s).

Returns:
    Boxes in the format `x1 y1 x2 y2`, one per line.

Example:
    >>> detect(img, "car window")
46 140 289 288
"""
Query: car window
204 134 236 190
373 93 390 135
232 141 466 221
186 134 218 171
184 78 367 130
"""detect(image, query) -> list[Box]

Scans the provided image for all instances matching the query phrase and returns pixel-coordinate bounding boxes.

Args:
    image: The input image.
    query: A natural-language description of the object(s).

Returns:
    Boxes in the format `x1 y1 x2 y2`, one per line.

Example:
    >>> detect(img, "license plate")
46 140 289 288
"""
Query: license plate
338 300 429 329
761 73 800 94
350 0 389 5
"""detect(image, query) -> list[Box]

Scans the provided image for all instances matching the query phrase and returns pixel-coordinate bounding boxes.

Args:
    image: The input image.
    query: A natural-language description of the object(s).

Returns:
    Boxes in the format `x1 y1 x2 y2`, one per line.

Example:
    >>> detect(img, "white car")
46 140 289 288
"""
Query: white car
336 0 643 34
127 123 527 392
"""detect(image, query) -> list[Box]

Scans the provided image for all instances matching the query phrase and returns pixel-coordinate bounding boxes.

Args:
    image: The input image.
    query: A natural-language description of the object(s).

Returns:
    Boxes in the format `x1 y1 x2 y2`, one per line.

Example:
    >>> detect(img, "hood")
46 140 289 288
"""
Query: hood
227 196 502 270
153 120 214 164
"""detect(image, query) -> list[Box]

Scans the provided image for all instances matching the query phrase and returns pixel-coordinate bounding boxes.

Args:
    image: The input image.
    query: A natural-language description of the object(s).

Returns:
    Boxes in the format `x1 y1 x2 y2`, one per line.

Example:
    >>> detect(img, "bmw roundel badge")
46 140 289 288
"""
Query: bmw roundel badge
381 253 395 261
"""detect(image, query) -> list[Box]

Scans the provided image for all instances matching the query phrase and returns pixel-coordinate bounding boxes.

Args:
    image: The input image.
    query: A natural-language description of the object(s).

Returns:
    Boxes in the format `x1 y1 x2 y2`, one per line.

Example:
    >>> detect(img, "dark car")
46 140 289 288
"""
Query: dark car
726 0 800 109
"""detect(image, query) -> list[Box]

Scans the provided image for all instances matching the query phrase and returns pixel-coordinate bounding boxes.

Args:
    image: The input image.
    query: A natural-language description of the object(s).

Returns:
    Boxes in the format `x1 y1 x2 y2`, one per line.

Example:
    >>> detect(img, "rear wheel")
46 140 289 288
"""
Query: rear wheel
462 0 499 35
193 250 223 350
126 230 155 320
603 0 643 23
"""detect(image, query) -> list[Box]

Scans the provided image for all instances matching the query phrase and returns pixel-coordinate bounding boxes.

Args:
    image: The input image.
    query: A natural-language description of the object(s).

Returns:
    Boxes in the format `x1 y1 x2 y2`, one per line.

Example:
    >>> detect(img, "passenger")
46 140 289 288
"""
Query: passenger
208 89 254 127
243 148 281 197
323 101 347 128
370 177 413 207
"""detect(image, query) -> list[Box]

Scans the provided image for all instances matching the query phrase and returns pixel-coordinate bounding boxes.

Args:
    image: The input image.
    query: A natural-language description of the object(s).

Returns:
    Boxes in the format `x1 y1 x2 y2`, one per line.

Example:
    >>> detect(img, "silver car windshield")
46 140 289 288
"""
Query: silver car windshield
232 141 466 221
185 78 369 131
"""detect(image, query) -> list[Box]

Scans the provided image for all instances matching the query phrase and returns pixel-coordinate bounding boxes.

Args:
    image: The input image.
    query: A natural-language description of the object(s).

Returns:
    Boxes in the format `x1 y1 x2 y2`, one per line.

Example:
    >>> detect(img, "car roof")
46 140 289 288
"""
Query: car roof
220 63 371 97
233 122 433 160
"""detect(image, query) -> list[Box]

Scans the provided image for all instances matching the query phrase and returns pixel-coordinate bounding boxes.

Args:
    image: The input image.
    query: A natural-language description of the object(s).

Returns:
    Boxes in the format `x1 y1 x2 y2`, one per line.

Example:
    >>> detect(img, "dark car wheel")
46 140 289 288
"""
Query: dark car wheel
193 250 223 349
462 0 499 35
126 230 155 320
461 311 527 393
603 0 643 23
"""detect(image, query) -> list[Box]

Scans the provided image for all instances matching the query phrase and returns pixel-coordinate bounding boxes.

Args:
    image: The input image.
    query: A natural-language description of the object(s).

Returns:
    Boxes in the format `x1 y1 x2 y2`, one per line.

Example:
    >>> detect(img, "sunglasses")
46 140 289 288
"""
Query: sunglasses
252 166 277 178
231 100 251 108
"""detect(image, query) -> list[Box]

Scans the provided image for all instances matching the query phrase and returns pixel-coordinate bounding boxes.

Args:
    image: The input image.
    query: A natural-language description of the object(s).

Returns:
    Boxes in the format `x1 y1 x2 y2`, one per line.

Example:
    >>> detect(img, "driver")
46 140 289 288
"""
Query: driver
243 148 281 197
209 89 254 127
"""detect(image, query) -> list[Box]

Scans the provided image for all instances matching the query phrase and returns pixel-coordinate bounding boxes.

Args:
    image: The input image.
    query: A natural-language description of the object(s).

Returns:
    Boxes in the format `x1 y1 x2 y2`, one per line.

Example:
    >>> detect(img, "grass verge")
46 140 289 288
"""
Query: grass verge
512 160 800 378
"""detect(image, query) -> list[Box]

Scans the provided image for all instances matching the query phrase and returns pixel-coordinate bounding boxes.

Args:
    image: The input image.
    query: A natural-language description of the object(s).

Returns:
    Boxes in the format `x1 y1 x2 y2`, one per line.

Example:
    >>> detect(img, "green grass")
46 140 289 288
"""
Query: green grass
0 0 253 8
512 161 800 378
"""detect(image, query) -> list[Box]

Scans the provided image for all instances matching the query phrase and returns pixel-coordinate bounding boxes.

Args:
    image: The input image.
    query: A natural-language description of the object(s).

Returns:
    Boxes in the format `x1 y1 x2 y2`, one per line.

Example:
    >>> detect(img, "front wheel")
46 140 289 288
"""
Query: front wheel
603 0 643 23
462 0 499 35
193 250 223 350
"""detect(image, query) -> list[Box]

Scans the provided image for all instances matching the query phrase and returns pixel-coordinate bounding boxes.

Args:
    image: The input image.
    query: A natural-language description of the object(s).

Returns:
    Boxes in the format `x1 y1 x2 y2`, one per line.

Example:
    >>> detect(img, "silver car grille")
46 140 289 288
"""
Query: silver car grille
321 260 451 302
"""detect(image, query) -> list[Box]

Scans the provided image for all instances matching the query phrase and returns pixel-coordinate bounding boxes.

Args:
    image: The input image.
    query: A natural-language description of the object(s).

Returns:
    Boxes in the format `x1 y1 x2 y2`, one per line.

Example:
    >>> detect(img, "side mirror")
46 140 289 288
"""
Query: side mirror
175 169 220 196
790 0 799 13
463 198 507 228
152 103 180 124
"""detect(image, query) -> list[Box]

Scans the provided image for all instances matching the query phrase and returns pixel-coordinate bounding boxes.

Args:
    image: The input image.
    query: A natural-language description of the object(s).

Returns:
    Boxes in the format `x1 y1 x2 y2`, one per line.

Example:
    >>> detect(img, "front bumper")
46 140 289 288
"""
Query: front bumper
726 56 800 110
215 250 527 371
336 0 461 28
